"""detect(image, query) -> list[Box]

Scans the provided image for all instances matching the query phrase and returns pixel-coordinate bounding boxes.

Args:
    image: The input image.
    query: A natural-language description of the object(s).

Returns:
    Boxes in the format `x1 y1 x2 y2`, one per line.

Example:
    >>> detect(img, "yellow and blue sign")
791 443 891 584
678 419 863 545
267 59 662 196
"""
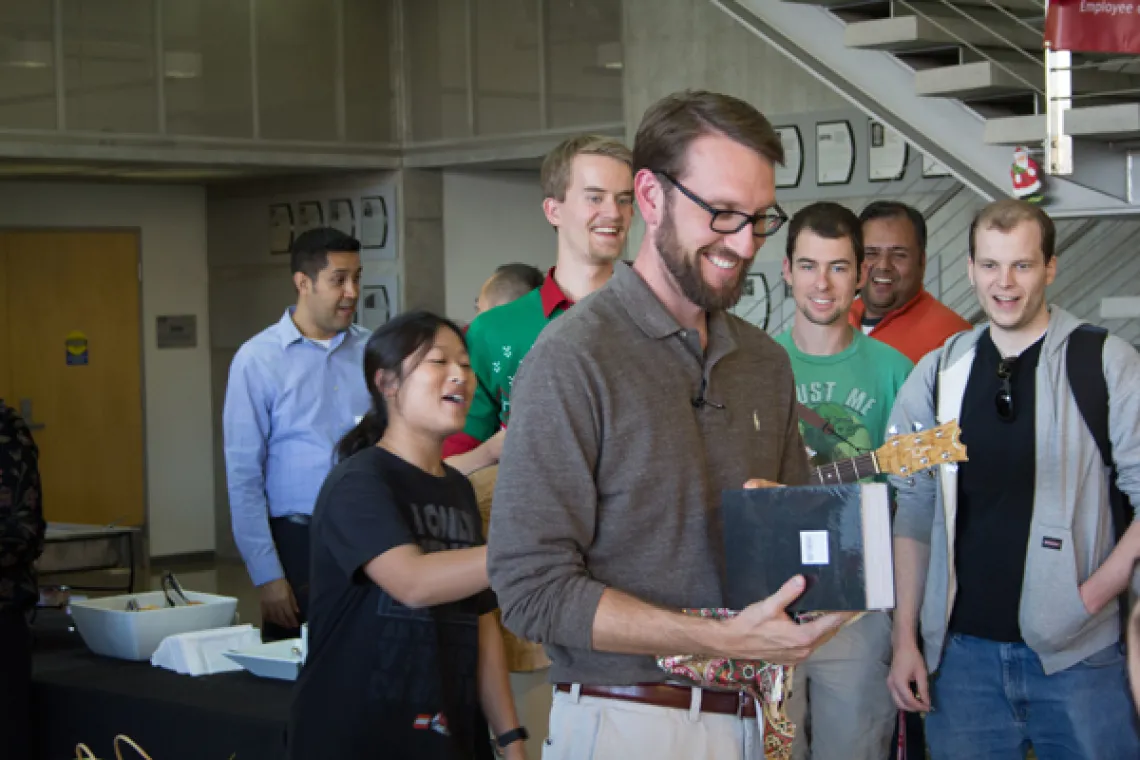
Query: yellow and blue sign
65 330 89 366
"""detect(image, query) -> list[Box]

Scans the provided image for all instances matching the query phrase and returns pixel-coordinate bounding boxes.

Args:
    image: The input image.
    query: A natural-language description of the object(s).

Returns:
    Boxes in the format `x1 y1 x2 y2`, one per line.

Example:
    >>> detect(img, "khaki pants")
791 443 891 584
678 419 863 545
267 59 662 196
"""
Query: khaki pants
541 685 765 760
786 611 896 760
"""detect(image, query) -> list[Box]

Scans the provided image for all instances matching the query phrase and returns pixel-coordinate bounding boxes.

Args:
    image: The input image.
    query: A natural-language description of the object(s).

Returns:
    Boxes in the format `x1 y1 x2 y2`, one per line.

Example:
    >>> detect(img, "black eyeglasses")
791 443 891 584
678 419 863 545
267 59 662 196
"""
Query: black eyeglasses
996 358 1015 422
656 172 788 238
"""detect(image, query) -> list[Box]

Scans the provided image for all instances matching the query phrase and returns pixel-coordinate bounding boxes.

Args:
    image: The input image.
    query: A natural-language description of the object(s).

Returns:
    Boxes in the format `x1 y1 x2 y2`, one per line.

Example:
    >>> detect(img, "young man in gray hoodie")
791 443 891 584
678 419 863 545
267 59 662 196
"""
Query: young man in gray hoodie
886 198 1140 758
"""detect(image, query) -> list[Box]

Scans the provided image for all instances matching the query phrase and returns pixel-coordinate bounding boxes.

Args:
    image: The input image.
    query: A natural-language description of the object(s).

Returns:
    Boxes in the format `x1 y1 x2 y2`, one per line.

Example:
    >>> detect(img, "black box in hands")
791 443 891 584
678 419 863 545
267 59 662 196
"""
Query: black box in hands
721 482 894 614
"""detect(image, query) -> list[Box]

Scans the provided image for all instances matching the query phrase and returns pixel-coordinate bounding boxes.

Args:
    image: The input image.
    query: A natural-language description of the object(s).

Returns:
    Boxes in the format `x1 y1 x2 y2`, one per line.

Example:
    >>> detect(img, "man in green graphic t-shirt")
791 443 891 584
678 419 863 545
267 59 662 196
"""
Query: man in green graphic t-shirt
442 134 635 473
774 202 912 760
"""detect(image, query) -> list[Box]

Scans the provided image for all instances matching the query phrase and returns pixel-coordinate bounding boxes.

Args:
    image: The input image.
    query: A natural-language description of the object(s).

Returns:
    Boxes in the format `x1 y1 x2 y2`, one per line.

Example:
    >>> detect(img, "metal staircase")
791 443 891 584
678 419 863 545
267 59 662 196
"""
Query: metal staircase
716 0 1140 217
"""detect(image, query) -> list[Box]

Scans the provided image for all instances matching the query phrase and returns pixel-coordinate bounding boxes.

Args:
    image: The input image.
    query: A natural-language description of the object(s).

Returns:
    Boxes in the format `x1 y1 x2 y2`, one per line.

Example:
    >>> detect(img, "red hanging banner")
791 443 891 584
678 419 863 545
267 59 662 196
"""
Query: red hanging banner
1045 0 1140 54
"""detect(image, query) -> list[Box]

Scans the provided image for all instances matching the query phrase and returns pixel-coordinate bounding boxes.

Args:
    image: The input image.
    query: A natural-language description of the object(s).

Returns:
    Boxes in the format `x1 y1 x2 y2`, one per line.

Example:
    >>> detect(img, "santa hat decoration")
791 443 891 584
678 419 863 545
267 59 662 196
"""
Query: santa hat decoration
1011 145 1045 204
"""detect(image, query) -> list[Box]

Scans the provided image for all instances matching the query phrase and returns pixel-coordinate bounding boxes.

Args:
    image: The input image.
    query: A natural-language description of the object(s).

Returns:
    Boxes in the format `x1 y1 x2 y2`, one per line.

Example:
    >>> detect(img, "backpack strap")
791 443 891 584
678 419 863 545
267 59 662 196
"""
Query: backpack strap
1066 325 1112 469
1066 324 1132 639
1065 325 1126 541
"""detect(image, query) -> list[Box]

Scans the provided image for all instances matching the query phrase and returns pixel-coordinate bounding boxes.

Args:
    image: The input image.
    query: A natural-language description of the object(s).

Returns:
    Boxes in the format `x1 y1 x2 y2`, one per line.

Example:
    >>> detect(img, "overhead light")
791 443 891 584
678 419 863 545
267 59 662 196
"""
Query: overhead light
3 40 52 69
596 41 622 71
164 50 201 80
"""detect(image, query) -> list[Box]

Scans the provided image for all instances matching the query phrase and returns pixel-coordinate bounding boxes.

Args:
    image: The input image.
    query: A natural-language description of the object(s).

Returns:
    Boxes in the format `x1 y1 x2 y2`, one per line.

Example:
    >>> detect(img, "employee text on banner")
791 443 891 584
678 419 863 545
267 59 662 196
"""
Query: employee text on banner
1045 0 1140 54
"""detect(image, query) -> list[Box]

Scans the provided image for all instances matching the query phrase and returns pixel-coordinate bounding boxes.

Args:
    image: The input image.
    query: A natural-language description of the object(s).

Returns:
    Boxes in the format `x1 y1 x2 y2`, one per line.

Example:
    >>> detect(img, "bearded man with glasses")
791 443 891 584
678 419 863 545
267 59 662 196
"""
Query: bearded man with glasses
487 90 851 760
885 198 1140 759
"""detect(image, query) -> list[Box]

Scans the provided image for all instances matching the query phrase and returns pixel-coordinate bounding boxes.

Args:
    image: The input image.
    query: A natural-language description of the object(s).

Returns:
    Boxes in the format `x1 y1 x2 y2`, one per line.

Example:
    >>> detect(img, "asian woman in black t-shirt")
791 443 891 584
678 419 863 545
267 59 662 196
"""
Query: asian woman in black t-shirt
287 311 527 760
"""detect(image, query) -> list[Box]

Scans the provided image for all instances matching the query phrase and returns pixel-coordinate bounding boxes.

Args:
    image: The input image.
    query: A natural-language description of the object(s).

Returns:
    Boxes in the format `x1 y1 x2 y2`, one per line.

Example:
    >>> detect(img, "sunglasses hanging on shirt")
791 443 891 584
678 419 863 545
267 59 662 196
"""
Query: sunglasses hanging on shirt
995 357 1016 422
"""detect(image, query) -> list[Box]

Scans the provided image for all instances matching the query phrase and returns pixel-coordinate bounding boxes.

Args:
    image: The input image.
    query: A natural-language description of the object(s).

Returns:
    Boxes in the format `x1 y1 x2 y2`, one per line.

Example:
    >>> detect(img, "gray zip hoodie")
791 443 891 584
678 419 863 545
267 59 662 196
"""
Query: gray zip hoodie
888 306 1140 675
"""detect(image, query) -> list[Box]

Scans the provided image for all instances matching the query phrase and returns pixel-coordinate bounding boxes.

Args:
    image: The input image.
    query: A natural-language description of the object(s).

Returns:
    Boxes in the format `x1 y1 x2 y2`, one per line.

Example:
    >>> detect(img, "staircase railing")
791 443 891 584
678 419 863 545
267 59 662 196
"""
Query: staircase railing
894 0 1046 102
892 0 1140 177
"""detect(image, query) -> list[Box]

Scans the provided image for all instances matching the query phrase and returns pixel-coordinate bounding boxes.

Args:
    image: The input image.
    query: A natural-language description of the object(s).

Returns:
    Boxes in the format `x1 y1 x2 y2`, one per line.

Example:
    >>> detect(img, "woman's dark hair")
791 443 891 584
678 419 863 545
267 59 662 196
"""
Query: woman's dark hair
336 310 468 462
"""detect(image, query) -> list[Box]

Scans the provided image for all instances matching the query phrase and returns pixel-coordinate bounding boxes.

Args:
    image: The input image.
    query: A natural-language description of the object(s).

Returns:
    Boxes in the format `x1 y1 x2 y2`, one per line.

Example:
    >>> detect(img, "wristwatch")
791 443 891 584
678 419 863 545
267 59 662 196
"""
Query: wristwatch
496 726 529 748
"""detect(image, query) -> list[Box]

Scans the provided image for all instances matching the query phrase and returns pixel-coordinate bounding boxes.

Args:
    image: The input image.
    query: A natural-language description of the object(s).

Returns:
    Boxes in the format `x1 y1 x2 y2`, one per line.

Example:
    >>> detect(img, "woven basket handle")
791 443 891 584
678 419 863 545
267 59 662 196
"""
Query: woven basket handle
114 736 154 760
73 735 154 760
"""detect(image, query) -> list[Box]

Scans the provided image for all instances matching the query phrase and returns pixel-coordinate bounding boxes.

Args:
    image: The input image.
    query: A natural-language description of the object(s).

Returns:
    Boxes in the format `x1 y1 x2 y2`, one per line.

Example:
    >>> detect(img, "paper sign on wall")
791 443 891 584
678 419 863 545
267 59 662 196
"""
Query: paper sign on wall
360 196 389 249
65 330 89 366
329 198 355 237
868 119 908 182
296 201 323 236
359 278 398 330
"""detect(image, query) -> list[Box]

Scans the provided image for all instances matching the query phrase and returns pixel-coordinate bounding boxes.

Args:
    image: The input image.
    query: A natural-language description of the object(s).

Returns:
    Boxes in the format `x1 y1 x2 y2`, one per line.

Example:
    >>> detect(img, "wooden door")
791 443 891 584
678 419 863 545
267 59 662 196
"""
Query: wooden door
2 231 145 526
0 245 9 404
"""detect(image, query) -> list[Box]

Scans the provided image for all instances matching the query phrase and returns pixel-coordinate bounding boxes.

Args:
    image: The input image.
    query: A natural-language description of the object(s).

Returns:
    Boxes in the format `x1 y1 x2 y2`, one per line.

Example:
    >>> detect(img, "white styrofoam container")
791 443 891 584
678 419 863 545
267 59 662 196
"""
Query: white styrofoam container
150 624 261 676
224 639 303 681
69 590 239 661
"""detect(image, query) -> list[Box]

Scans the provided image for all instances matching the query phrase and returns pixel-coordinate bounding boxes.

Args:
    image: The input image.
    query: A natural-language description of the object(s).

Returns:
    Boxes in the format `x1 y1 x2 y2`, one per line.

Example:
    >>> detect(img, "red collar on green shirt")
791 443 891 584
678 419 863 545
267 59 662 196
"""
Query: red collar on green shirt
540 267 574 317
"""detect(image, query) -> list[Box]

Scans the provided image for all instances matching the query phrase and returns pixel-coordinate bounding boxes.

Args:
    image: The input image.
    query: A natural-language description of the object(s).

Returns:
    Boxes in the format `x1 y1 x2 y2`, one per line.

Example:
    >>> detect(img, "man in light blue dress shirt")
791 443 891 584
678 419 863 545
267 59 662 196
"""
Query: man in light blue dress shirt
223 227 371 641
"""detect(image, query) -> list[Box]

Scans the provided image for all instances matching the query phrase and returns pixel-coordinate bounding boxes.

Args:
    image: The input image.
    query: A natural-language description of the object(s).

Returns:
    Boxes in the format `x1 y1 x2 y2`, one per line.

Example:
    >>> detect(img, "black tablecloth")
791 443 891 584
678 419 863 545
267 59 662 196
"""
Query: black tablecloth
31 611 292 760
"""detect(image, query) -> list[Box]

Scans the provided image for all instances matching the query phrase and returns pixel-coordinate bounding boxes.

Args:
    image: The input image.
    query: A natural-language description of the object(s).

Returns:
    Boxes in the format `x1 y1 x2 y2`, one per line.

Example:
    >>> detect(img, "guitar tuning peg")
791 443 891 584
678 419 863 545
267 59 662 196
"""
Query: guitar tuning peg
887 425 899 437
911 421 925 432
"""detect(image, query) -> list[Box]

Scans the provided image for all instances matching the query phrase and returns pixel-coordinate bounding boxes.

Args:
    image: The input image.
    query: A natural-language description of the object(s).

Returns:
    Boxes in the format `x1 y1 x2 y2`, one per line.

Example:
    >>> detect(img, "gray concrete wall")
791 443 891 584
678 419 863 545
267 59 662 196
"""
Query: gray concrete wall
622 0 845 138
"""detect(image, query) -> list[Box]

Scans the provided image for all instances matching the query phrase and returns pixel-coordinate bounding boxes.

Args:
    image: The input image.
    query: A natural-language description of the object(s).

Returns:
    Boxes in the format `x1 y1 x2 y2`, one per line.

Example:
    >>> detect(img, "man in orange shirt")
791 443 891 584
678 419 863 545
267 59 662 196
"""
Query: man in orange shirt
849 201 971 363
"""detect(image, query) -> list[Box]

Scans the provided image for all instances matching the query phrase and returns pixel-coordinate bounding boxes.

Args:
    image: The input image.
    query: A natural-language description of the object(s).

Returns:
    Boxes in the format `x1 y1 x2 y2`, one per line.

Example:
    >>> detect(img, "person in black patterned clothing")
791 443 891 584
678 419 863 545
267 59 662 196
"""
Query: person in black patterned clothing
0 400 46 760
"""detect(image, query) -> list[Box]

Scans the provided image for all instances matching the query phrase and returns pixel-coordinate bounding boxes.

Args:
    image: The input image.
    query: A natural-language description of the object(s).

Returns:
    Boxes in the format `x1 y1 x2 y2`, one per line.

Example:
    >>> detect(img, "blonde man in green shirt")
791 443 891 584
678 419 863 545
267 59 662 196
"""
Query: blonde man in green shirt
443 134 635 473
775 201 912 760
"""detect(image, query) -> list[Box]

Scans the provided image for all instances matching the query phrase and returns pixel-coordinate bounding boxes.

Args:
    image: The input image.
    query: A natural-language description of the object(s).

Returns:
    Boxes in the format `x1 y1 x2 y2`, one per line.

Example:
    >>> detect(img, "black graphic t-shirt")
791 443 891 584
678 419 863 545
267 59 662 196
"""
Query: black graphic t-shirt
287 447 497 760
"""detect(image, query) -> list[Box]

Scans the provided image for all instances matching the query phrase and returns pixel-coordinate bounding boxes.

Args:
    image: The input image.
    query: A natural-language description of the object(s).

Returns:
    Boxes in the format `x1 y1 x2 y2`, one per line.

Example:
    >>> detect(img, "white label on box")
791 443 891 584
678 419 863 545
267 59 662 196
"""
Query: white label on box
800 531 830 565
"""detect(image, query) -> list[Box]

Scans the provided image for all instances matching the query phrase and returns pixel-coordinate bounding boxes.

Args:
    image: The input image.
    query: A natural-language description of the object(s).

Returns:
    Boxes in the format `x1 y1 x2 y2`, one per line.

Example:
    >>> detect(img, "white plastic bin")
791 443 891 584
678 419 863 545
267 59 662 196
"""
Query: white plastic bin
69 590 239 661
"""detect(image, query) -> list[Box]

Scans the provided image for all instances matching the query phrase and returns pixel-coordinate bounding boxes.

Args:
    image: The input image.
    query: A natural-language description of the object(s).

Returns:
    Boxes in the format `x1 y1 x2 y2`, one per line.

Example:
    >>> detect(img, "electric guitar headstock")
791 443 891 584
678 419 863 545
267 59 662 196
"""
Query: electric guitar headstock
875 420 967 478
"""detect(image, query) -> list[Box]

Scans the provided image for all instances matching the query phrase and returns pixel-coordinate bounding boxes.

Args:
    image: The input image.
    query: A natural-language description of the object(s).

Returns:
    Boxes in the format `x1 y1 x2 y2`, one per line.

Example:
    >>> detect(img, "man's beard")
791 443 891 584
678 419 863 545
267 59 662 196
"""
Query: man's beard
653 203 748 311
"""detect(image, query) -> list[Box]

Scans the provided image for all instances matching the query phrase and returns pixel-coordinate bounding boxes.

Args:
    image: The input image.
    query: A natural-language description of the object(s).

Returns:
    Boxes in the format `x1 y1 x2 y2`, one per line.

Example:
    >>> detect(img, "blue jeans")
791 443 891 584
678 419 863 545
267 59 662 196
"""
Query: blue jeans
926 633 1140 760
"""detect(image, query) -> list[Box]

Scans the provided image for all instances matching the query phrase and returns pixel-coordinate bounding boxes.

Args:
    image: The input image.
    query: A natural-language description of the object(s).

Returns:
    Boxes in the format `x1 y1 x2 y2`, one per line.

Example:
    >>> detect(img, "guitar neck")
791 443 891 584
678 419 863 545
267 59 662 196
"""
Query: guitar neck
808 452 880 486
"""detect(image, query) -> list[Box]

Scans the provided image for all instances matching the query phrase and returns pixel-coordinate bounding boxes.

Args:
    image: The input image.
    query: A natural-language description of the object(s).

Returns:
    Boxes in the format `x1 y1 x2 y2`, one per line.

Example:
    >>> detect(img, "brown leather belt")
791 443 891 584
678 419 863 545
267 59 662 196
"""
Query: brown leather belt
554 682 757 718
